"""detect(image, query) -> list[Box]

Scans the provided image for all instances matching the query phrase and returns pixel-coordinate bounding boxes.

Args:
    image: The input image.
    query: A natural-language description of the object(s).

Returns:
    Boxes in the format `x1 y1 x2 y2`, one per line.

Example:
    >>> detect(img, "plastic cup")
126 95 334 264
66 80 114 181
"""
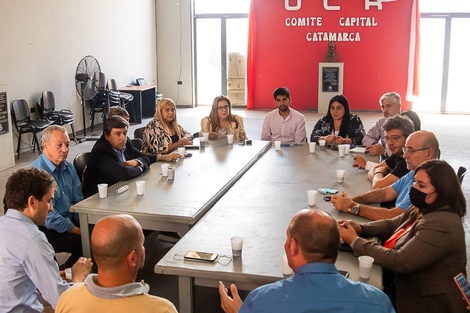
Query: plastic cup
344 144 350 154
358 256 374 279
307 190 318 206
319 140 326 150
231 236 244 257
281 254 293 276
227 134 234 144
161 164 170 176
199 137 207 149
136 181 145 195
97 184 108 199
274 141 281 151
202 132 210 141
336 169 346 184
338 144 346 158
308 142 316 153
168 167 175 180
177 147 185 158
65 268 72 280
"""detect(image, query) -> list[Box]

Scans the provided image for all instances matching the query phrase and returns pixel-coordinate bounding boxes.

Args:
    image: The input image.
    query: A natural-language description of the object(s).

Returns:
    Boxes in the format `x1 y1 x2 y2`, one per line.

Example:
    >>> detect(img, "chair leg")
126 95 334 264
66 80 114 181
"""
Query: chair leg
33 132 42 155
16 132 22 160
90 110 95 132
70 123 78 144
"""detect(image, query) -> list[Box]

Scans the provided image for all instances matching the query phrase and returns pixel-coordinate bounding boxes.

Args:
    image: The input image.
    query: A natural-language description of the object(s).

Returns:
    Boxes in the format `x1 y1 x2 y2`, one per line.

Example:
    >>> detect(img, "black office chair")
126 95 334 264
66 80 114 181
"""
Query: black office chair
11 99 53 159
38 91 77 143
136 77 163 103
107 79 136 123
134 126 145 140
400 110 421 131
90 72 109 132
130 138 144 151
73 152 92 186
457 166 467 184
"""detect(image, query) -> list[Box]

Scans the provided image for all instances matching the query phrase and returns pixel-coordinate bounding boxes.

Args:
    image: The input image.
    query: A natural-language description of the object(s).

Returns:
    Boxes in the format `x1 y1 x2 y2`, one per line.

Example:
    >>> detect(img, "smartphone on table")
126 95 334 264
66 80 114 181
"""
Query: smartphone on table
184 251 218 262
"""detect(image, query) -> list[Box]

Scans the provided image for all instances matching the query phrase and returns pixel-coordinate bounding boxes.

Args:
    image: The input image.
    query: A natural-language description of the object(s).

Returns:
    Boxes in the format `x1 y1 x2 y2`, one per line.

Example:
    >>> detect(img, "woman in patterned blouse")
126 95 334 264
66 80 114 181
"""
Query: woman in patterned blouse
310 94 365 145
200 95 246 141
142 98 193 154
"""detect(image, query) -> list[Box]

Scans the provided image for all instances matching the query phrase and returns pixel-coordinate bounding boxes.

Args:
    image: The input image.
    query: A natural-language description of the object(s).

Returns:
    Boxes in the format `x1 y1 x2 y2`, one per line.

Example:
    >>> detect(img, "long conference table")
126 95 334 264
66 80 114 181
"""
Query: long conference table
71 140 271 258
154 143 382 313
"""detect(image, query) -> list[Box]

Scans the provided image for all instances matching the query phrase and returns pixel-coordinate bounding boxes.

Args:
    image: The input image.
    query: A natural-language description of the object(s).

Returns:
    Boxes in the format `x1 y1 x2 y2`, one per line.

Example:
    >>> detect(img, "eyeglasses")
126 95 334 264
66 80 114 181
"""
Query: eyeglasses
402 147 429 154
384 135 404 143
217 105 229 111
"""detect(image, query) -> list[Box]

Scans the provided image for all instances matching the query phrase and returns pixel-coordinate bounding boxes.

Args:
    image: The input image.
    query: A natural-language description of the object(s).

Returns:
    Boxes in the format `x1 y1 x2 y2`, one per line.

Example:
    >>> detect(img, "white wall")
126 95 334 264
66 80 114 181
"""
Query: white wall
156 0 193 106
0 0 157 163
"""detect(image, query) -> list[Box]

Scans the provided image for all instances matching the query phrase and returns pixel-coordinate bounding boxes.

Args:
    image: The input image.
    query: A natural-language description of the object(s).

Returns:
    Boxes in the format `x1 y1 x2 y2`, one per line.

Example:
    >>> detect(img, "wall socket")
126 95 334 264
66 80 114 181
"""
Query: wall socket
30 107 36 113
177 80 182 85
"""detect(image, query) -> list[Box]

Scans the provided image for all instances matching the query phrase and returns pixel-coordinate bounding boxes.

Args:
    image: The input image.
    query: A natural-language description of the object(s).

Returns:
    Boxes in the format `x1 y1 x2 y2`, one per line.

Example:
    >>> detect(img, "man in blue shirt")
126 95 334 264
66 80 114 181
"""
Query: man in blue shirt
219 209 395 313
332 130 439 221
0 168 92 312
32 125 83 264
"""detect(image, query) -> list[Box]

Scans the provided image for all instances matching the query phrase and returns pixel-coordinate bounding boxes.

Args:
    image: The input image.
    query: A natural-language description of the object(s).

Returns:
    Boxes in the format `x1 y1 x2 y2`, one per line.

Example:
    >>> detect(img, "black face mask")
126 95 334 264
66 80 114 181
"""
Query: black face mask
409 187 431 209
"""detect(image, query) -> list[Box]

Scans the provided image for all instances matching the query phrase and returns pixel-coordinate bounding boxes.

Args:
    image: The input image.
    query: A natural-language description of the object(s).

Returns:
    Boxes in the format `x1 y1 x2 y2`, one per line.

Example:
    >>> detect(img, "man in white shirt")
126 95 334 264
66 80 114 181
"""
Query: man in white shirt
261 86 306 143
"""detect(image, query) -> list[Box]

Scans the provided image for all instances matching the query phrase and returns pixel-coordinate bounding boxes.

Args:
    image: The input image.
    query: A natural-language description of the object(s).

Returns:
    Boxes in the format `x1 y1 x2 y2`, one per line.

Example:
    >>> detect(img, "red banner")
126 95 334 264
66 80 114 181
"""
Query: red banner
247 0 418 111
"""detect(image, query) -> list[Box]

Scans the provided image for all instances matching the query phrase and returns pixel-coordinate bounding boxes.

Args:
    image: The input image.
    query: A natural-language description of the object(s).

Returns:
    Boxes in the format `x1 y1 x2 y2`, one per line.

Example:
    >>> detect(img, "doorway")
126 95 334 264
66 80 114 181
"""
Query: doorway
193 0 249 106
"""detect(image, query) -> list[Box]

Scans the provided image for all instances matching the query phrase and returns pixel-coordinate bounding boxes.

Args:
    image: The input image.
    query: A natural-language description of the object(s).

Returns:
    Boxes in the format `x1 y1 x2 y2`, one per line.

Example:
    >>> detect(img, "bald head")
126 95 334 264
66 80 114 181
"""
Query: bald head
288 209 340 263
91 214 144 268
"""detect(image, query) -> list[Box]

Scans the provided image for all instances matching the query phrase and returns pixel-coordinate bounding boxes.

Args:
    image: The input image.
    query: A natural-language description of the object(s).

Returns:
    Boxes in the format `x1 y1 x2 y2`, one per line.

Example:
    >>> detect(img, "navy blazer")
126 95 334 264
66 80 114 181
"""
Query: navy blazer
83 135 155 198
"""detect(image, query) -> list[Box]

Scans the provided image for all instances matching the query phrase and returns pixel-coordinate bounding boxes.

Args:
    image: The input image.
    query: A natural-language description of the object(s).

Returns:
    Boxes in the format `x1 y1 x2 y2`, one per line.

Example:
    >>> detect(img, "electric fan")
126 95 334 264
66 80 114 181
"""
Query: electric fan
75 55 101 140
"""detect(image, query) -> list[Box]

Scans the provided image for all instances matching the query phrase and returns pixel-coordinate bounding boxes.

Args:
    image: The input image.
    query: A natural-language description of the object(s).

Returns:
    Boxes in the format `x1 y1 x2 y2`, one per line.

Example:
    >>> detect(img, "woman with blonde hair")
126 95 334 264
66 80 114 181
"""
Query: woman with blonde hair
200 95 246 141
142 98 193 154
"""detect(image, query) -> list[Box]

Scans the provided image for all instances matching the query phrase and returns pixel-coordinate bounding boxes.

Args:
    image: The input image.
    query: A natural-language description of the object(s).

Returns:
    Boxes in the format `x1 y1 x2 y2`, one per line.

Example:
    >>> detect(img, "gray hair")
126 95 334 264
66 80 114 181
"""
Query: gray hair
382 114 415 137
379 92 401 106
41 125 68 144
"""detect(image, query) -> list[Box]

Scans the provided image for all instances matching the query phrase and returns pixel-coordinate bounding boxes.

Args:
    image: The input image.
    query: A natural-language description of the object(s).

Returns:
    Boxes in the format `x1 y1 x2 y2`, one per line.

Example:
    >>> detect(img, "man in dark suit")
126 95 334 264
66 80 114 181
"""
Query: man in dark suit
83 116 155 198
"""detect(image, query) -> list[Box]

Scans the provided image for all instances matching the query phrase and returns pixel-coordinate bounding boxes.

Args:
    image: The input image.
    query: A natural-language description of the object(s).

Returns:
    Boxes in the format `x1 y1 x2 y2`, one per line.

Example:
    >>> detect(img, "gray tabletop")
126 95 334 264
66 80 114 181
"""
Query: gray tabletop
71 139 271 257
155 144 382 313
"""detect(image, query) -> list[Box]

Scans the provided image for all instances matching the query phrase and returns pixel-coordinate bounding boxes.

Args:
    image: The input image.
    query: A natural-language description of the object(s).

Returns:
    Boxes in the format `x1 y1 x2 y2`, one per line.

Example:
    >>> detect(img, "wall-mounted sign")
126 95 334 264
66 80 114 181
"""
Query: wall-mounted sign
0 92 9 135
322 67 339 92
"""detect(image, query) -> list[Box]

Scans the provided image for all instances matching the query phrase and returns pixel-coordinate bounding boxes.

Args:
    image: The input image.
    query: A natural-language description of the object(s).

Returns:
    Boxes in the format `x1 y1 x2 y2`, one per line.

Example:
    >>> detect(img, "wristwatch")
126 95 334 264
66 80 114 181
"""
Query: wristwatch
351 203 361 215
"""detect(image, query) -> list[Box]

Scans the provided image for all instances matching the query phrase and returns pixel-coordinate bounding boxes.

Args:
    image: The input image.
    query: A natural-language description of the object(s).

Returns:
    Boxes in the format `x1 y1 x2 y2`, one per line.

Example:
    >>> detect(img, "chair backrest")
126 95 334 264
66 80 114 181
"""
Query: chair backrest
41 91 56 112
134 127 145 140
97 72 106 89
400 110 421 131
136 78 147 86
107 79 118 91
11 99 31 125
73 152 92 185
130 138 144 151
458 166 467 184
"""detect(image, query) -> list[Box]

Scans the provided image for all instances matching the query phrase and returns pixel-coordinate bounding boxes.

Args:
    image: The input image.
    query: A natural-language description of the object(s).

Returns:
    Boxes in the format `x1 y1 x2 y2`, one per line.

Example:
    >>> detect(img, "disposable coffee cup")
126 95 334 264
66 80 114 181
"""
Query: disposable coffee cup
199 137 207 149
65 268 72 280
307 190 318 206
281 254 293 276
308 142 316 153
227 134 234 144
319 140 326 150
177 147 185 158
202 132 210 141
136 181 145 195
336 170 346 184
168 167 175 180
338 144 346 158
358 256 374 279
274 141 281 151
161 164 170 176
231 236 244 257
97 183 108 199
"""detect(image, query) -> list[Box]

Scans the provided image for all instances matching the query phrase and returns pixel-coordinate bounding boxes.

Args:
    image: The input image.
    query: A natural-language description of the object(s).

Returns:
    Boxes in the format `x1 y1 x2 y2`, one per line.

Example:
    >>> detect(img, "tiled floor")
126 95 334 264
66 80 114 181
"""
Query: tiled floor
1 107 469 312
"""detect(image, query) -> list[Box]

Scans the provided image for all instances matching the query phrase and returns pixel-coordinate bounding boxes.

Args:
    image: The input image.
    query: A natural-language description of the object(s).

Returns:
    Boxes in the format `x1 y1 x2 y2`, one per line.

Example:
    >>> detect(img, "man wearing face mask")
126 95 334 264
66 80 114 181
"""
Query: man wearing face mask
332 130 439 221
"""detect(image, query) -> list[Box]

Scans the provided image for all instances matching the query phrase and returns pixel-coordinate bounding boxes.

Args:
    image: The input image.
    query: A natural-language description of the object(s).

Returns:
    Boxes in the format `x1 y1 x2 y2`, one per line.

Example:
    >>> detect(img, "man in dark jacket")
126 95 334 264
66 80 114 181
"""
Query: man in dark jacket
83 116 155 198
